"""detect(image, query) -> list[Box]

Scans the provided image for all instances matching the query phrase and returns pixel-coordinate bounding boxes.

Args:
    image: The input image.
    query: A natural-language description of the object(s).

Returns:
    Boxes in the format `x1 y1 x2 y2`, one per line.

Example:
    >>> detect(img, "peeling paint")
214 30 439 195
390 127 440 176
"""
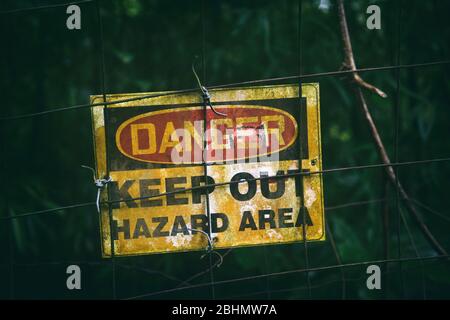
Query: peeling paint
91 83 325 257
266 229 283 240
166 224 194 248
305 187 317 208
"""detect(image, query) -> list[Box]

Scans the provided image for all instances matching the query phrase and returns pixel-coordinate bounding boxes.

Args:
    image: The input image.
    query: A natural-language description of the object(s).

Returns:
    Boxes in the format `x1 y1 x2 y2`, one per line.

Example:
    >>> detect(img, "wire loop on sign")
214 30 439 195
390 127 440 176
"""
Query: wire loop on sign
187 227 214 250
192 61 227 117
81 165 111 213
202 250 223 268
186 228 223 268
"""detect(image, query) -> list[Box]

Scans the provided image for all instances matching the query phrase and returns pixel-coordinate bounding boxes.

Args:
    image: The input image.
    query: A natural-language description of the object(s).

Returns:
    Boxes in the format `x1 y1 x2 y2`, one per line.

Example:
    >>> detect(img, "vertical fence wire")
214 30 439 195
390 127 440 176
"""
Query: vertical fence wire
200 0 216 300
398 206 427 299
297 0 312 299
1 13 15 299
382 179 390 298
262 245 272 300
393 0 404 298
326 221 346 299
0 0 448 300
3 121 15 299
95 0 117 299
8 220 15 299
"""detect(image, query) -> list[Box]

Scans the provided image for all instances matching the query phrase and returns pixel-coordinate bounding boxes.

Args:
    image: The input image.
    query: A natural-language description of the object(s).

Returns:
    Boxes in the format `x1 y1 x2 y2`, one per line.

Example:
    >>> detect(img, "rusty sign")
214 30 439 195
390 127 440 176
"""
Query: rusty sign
91 84 324 257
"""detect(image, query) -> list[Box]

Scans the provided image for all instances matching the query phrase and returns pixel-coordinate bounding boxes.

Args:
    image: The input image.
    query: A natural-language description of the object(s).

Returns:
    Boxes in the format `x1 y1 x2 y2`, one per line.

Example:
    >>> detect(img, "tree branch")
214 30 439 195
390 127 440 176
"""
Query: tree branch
338 0 388 98
337 0 447 256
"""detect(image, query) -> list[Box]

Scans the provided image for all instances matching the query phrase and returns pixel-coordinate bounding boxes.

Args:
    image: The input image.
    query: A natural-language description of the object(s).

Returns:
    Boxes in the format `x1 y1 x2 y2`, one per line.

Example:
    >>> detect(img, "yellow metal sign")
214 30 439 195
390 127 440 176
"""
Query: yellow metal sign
91 84 324 257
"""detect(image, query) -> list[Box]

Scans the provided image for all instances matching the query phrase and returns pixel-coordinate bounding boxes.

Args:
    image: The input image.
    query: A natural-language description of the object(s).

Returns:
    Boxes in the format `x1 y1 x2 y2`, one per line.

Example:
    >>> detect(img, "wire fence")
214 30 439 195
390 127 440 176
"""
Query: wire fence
1 0 450 300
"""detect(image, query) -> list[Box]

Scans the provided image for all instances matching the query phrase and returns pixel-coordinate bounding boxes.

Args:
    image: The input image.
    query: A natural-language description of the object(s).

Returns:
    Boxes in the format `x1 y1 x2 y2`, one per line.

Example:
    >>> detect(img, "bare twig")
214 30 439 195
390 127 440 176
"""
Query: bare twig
337 0 447 256
408 198 450 224
338 1 387 98
354 73 388 98
326 221 346 299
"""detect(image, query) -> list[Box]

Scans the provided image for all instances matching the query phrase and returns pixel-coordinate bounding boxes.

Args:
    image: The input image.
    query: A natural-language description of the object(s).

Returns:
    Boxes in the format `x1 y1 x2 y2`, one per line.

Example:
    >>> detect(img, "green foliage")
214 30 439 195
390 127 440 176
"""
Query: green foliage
0 0 449 299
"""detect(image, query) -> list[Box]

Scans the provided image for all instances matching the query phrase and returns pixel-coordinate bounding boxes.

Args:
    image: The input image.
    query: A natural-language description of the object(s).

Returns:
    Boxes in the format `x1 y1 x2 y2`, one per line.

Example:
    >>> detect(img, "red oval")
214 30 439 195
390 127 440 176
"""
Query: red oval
115 105 298 164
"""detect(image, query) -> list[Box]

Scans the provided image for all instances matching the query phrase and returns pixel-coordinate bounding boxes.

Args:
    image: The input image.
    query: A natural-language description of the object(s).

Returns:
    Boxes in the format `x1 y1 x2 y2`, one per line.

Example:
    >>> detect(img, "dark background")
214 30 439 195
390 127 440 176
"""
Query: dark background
0 0 449 299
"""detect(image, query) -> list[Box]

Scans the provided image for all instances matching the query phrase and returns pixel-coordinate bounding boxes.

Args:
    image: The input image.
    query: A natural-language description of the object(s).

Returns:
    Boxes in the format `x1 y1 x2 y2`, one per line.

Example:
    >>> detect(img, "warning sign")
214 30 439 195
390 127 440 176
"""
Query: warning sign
91 84 324 257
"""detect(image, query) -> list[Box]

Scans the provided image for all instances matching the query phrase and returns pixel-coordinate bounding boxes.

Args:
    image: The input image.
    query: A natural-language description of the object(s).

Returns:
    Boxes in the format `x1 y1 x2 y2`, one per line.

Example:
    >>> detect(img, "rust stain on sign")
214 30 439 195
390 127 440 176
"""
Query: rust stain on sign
91 84 325 257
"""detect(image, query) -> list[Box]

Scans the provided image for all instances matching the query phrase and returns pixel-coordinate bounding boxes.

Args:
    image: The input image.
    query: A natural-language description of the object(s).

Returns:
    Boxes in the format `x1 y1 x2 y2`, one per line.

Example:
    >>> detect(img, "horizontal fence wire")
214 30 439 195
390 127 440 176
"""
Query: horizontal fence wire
122 254 450 300
0 197 381 268
3 195 449 270
0 202 96 220
0 0 94 14
1 157 449 221
0 260 192 287
226 258 437 299
409 198 450 223
1 243 446 300
1 60 449 120
0 243 445 299
1 0 449 300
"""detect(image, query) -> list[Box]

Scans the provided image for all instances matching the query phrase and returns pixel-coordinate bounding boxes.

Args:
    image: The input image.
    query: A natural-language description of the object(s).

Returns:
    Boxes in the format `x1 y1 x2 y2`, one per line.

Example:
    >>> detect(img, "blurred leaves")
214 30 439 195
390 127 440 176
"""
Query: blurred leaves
123 0 142 17
0 0 449 299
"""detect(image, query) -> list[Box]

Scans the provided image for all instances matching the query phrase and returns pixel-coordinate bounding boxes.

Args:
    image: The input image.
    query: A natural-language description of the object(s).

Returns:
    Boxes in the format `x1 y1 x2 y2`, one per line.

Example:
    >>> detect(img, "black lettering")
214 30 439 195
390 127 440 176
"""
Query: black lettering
140 179 162 207
112 219 130 240
239 211 257 231
171 216 189 236
190 214 208 234
278 208 294 228
110 180 137 209
260 171 286 199
258 209 276 229
166 177 189 205
212 213 229 233
295 206 313 227
133 218 151 239
230 172 257 201
191 175 215 204
152 216 170 237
